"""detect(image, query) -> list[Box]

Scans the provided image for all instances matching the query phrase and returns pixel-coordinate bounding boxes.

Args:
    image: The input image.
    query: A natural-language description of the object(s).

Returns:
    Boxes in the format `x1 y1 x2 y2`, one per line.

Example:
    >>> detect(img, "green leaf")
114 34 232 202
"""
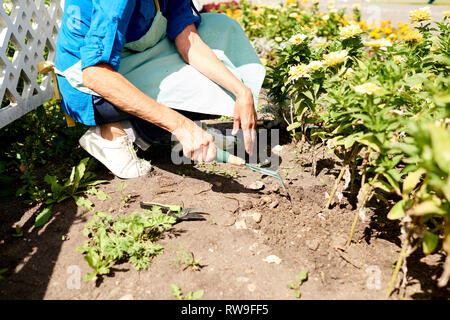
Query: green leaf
190 290 204 300
95 190 110 201
170 284 183 300
34 207 53 227
356 134 382 153
423 232 439 255
286 282 296 289
303 90 314 101
372 180 392 193
429 126 450 174
296 270 308 284
411 200 446 216
71 158 89 193
12 225 23 238
387 200 406 220
382 171 401 195
83 272 97 282
294 290 302 299
402 169 426 195
75 196 94 211
287 122 302 132
44 174 63 195
0 268 8 280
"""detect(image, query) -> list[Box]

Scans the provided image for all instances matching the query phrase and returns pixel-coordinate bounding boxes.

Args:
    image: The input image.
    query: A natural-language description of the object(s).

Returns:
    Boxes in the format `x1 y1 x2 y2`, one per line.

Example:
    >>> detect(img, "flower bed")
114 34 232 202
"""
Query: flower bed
208 1 450 295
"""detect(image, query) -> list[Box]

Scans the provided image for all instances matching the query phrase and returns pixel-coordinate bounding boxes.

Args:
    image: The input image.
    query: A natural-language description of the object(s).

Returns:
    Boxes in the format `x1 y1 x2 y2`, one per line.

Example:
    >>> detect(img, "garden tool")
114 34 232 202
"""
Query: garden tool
215 147 287 193
140 201 207 221
37 61 76 127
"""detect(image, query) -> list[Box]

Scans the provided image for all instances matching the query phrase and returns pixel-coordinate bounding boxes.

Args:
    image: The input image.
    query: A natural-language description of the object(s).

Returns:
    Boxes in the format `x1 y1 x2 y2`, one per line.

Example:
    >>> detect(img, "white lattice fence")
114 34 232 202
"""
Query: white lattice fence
0 0 63 128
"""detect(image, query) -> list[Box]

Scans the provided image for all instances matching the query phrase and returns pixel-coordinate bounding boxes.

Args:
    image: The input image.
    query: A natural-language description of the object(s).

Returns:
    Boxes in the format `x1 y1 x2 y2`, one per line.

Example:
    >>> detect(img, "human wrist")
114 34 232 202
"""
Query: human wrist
233 83 252 100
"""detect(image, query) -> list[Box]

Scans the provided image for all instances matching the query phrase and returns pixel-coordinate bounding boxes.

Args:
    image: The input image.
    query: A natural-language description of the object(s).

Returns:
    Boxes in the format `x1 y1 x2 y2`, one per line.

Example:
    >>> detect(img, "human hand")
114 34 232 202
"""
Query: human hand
232 88 257 155
173 119 216 162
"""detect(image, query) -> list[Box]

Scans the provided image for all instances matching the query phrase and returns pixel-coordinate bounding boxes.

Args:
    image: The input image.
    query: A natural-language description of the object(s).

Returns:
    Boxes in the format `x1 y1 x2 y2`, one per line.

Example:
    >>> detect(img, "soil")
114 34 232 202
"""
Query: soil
1 103 449 300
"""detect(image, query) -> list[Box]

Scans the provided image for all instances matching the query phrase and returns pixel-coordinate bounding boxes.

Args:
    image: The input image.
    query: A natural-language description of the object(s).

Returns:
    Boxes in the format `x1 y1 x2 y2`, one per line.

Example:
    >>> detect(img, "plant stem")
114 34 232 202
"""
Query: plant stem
347 173 380 246
326 145 359 209
387 222 415 298
326 165 347 209
360 152 369 189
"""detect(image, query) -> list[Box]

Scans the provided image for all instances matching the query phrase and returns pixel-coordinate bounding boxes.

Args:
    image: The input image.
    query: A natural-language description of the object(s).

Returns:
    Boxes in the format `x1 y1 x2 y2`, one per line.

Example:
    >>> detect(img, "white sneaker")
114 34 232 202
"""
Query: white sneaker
79 126 152 179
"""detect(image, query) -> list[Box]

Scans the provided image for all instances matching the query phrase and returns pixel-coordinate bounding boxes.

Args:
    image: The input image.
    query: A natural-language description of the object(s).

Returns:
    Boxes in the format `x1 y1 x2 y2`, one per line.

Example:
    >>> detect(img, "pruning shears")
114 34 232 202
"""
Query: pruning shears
140 201 206 221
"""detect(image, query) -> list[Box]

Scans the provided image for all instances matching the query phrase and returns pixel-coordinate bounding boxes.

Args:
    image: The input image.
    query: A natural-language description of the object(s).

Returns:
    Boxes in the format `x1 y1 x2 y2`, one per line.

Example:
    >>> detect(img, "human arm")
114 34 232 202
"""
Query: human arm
82 64 216 162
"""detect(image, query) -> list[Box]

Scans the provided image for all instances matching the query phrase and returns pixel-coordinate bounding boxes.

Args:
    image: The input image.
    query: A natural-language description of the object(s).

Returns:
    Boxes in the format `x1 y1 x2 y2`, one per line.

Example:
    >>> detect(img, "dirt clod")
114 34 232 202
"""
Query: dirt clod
247 181 265 190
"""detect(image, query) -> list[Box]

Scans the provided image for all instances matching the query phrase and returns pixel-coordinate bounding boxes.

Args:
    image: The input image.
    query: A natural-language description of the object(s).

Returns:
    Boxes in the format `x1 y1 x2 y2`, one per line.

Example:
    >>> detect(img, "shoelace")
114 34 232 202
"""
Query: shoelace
124 137 150 173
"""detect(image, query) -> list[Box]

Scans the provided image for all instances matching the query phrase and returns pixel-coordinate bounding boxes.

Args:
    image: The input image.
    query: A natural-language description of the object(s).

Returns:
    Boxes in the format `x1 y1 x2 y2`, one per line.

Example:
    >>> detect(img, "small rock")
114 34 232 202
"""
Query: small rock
272 145 283 155
247 283 257 292
247 181 265 190
241 200 253 211
269 200 279 209
252 212 262 223
214 212 236 226
306 239 320 251
119 294 134 300
235 220 247 229
260 196 272 205
268 184 280 194
263 255 282 264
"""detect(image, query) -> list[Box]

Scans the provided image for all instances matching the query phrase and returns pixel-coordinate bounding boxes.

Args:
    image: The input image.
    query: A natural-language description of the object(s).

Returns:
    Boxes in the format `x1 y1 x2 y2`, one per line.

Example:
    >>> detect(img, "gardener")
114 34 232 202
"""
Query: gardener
55 0 265 179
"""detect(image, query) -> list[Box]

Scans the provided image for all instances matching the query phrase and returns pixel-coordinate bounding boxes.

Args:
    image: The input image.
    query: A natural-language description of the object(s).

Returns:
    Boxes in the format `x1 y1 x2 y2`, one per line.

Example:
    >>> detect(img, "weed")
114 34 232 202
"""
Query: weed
34 158 106 227
77 207 176 282
170 283 204 300
0 268 8 280
117 183 132 206
286 270 308 299
11 225 23 238
86 186 111 201
175 248 204 271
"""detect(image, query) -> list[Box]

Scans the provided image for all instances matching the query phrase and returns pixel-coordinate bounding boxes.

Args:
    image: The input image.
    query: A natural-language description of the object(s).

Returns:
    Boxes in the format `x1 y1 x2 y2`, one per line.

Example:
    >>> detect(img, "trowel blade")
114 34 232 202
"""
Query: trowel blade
245 163 287 193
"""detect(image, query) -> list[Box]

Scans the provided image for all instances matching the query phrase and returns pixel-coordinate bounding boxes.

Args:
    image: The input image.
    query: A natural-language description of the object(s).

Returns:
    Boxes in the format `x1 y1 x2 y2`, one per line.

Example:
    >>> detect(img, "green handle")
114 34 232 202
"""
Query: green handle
215 147 229 163
215 147 245 166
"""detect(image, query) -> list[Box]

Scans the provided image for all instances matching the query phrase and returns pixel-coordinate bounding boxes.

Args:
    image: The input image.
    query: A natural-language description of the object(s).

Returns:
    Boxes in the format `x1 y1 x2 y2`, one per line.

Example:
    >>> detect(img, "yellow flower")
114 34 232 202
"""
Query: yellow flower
307 60 324 71
288 64 311 82
383 27 393 35
355 83 382 95
340 24 363 39
323 50 348 66
393 55 406 64
410 7 431 23
286 0 296 5
363 39 392 49
443 11 450 18
288 33 308 44
289 12 299 18
344 68 355 78
403 30 424 42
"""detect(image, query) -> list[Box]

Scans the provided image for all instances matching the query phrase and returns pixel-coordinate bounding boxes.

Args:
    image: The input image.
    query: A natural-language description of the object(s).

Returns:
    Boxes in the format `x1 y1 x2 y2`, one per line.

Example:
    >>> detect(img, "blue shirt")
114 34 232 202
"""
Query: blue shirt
55 0 201 125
